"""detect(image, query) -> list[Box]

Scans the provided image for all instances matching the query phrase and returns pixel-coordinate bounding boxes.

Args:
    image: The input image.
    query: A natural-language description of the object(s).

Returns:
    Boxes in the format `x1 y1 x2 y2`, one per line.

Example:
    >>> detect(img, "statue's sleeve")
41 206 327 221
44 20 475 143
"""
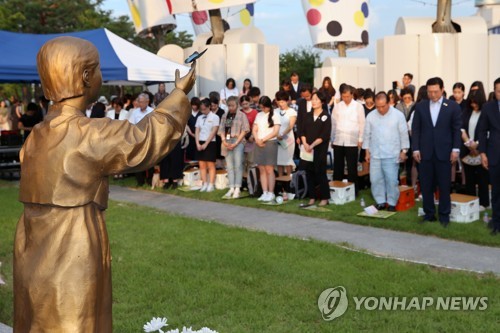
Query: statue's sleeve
89 88 191 175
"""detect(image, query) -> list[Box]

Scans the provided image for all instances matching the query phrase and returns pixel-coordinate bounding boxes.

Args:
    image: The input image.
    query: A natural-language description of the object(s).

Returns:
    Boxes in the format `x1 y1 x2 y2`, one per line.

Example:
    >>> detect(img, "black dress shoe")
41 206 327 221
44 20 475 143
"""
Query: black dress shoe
487 220 494 230
163 182 172 189
439 219 450 228
375 203 386 210
491 223 500 235
387 205 396 212
419 216 436 224
171 182 178 190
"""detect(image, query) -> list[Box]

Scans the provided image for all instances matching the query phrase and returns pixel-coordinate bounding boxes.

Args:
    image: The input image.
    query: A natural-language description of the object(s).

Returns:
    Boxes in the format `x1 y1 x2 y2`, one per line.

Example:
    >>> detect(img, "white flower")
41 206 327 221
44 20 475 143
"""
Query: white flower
145 315 218 333
198 328 219 333
144 317 168 333
321 115 327 122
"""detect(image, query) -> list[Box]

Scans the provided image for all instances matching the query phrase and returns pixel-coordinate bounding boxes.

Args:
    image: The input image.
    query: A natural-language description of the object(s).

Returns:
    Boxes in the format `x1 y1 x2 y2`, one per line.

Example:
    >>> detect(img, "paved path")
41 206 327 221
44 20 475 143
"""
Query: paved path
110 186 500 275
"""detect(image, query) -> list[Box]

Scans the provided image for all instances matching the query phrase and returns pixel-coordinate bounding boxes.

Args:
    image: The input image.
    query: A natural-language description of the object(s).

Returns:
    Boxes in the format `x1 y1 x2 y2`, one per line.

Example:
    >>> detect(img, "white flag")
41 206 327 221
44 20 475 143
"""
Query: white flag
127 0 177 35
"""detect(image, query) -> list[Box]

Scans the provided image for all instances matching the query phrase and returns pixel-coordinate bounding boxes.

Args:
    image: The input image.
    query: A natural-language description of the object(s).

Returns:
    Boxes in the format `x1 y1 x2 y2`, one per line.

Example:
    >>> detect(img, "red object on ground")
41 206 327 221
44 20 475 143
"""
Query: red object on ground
396 186 415 211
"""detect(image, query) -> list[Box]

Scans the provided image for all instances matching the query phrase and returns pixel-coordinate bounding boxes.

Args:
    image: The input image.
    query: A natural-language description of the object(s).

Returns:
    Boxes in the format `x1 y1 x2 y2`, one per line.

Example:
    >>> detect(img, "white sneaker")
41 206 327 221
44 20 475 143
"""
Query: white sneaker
224 188 235 198
206 184 215 192
258 193 267 201
265 192 275 202
200 183 208 192
232 188 241 199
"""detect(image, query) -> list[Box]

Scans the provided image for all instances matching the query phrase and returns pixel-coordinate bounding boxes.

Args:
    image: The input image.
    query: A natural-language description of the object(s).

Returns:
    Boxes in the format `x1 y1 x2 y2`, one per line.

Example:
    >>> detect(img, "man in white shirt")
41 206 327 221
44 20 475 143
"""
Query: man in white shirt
331 85 365 195
128 93 153 125
363 92 410 211
128 93 155 186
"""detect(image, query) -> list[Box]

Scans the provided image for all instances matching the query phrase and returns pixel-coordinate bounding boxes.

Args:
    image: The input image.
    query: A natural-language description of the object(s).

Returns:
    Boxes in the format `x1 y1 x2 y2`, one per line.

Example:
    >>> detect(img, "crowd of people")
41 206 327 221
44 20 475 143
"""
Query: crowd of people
2 72 499 234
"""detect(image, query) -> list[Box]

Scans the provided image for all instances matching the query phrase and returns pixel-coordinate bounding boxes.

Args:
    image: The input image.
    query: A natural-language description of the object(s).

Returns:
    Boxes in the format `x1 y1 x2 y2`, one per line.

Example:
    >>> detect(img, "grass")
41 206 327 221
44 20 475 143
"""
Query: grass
112 176 500 247
1 184 499 332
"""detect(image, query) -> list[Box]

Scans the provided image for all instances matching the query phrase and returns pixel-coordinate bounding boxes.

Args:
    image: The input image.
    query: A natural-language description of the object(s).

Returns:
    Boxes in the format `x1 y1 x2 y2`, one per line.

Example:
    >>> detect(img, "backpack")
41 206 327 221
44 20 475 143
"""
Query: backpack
247 167 262 197
291 170 308 199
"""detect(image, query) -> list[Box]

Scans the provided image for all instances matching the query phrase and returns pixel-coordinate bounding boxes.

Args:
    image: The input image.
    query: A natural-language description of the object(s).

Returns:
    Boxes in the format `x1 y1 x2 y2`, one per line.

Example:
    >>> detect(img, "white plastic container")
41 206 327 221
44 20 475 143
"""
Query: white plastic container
215 170 228 190
183 168 200 186
329 181 355 205
450 193 480 223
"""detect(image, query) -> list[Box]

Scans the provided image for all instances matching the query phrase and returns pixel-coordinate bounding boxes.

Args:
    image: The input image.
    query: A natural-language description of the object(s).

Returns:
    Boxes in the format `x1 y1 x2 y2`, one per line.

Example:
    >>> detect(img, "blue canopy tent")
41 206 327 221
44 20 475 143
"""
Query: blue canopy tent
0 28 189 84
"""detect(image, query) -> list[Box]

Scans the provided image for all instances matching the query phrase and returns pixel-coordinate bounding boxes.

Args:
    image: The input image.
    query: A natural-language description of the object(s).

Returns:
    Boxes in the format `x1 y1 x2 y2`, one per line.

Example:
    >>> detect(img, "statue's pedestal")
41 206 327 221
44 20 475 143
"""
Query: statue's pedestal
377 16 500 93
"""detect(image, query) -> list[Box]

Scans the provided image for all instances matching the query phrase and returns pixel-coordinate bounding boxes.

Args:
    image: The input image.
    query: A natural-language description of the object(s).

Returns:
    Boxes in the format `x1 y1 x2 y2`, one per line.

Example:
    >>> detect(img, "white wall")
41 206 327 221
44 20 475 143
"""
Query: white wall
376 32 500 94
316 57 376 91
488 34 500 93
376 35 419 92
184 43 279 99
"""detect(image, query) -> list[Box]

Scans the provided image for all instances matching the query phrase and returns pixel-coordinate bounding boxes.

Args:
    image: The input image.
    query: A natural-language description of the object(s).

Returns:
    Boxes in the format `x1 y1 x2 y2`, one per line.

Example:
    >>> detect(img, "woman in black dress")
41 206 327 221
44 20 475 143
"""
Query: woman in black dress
186 97 201 161
298 91 332 207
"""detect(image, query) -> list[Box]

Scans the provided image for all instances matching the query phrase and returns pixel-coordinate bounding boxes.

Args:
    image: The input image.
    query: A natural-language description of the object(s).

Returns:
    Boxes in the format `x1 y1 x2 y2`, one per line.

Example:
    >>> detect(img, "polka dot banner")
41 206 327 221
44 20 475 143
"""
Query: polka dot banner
301 0 370 50
190 2 256 36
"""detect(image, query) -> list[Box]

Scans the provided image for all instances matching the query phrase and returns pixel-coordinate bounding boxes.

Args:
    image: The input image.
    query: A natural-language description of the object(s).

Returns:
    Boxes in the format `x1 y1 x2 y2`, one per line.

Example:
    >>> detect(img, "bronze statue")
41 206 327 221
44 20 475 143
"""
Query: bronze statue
14 36 196 332
433 0 460 33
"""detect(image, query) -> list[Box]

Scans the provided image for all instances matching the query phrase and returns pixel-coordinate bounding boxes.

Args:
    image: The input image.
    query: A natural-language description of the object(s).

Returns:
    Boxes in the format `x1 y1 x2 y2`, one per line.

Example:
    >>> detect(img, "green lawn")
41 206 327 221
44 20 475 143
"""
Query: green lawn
112 177 500 247
1 184 499 332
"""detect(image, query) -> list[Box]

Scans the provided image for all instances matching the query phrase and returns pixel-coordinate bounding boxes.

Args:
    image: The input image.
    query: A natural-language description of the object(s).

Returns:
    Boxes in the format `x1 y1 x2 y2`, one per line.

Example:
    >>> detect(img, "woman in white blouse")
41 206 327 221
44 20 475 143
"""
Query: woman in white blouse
252 96 281 202
275 90 297 177
220 78 239 105
195 98 220 192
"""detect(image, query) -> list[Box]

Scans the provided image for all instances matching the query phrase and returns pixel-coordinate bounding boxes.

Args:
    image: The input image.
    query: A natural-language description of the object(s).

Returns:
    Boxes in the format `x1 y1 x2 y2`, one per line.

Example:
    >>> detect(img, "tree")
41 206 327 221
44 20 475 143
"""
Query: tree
0 0 108 33
279 47 322 86
132 30 194 53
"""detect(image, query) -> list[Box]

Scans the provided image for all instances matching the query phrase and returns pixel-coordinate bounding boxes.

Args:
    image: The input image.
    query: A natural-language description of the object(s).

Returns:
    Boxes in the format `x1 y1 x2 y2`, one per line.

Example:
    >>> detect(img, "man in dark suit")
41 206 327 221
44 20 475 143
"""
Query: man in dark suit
411 77 462 226
295 84 313 138
289 72 304 102
478 77 500 235
294 84 313 160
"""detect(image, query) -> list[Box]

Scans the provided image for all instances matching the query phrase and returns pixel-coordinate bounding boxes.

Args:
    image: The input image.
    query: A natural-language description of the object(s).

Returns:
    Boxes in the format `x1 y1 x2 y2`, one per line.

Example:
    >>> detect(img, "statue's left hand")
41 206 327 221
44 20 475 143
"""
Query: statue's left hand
175 61 196 94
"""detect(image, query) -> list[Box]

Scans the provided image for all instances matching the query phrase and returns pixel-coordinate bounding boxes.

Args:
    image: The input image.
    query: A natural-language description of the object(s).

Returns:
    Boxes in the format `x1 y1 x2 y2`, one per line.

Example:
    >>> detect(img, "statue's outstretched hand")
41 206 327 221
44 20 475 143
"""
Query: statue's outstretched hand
175 61 196 94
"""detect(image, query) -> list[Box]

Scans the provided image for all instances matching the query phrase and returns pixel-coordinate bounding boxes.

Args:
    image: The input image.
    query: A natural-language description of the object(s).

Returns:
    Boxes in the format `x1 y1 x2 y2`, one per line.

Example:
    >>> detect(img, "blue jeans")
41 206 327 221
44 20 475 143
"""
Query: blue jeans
226 141 244 187
370 158 400 206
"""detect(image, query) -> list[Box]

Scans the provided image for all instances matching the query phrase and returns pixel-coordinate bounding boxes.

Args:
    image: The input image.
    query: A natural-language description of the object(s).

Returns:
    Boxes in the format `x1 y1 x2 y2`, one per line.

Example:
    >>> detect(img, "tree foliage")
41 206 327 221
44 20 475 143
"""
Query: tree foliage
279 46 322 87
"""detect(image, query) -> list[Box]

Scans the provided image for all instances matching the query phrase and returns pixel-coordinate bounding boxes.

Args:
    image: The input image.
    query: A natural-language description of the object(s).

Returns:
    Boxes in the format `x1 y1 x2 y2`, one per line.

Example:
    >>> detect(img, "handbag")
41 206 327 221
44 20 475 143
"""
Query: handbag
461 154 481 166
